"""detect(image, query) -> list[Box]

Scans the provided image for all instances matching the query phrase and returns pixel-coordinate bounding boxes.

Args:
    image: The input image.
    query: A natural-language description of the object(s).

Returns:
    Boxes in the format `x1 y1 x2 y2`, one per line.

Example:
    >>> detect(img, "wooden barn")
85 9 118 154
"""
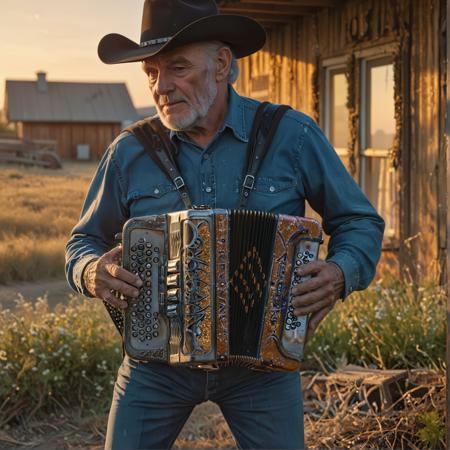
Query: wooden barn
219 0 447 283
3 72 139 160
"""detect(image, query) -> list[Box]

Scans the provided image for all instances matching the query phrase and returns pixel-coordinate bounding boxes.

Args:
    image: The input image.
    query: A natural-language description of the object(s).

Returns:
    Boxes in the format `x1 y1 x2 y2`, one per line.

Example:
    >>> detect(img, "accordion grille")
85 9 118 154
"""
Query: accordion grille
229 210 277 357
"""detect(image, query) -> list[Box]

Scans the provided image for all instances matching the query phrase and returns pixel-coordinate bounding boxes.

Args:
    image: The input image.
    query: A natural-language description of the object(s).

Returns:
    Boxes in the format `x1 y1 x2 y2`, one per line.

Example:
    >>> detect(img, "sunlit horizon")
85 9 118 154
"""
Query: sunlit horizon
0 0 155 111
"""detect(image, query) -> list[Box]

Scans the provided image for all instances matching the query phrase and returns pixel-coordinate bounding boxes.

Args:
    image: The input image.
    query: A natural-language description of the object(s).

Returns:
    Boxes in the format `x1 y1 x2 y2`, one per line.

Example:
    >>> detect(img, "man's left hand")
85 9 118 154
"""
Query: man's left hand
291 261 345 342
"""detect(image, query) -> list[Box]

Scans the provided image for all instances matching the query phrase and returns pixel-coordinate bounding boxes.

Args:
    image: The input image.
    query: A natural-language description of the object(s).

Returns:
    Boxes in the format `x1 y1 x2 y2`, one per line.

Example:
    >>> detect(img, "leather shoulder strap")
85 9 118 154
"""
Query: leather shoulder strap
124 118 193 209
238 103 292 209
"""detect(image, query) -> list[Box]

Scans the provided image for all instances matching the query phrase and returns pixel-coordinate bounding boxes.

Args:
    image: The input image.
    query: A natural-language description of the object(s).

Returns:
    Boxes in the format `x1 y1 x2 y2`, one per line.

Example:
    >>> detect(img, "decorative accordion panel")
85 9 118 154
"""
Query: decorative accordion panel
121 209 322 371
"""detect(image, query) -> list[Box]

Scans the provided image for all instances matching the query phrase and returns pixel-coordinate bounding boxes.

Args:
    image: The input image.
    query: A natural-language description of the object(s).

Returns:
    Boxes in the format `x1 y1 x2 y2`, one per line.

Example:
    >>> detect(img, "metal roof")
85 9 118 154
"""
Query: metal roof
4 77 139 123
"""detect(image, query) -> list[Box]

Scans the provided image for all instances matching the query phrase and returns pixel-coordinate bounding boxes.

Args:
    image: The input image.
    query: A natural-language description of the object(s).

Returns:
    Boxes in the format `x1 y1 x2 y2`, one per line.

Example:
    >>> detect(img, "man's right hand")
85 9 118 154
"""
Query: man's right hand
83 246 142 309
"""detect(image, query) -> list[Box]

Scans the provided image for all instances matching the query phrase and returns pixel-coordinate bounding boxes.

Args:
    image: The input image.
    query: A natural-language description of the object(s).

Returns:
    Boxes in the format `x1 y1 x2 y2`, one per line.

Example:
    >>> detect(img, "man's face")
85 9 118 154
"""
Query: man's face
142 42 219 131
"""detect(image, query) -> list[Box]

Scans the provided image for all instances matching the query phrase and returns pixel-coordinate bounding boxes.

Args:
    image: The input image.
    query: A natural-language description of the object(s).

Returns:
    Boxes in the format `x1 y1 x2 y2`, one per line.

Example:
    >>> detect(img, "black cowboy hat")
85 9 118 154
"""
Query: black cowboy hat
98 0 266 64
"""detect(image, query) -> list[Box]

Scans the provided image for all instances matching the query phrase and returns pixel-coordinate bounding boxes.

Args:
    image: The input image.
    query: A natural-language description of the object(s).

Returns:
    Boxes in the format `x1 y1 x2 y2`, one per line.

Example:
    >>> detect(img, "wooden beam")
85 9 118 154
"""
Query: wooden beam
220 0 336 7
446 0 450 448
236 12 298 22
221 3 313 15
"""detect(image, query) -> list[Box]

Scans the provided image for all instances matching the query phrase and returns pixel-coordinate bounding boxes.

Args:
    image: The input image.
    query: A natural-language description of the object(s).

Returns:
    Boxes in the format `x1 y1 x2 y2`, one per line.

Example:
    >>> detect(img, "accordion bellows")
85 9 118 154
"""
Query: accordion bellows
121 209 322 371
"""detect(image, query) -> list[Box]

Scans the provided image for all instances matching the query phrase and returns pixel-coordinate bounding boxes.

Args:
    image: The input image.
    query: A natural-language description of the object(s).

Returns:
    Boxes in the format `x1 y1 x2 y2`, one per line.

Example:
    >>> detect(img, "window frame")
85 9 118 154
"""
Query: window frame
359 54 399 246
324 65 348 159
322 56 348 159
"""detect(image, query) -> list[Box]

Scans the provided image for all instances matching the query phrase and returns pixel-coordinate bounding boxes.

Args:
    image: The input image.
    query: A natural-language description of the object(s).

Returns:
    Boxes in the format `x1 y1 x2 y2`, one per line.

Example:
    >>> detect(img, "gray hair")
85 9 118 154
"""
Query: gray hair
205 41 240 84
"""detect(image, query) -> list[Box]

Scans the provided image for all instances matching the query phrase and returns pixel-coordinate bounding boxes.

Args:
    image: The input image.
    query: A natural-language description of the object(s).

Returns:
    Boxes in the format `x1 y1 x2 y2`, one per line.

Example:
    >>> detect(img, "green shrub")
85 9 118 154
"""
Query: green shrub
305 279 446 370
418 410 445 449
0 279 445 426
0 296 121 425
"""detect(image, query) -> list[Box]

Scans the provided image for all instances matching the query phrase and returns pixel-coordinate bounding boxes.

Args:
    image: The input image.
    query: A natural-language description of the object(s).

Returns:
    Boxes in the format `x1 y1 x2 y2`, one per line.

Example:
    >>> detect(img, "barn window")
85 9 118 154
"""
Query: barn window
323 65 350 170
360 57 398 241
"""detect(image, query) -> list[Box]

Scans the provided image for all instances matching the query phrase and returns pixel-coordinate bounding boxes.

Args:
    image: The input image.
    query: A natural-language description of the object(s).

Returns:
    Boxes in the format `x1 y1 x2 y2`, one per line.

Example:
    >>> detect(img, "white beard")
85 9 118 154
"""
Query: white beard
156 71 218 131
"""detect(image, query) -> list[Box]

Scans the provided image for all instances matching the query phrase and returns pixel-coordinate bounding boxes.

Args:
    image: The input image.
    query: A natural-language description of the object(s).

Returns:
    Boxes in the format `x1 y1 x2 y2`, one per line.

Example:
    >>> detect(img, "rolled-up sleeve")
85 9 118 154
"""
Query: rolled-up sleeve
297 120 385 298
65 146 128 296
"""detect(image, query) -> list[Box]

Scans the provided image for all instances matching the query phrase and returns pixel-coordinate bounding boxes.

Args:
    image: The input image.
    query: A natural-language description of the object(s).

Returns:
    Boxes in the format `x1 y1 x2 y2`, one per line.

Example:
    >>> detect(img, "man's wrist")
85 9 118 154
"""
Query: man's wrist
327 261 345 300
81 258 99 298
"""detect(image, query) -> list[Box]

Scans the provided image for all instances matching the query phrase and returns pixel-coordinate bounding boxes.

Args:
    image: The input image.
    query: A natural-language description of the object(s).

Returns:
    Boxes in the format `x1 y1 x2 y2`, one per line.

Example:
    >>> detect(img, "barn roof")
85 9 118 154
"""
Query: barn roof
4 73 139 123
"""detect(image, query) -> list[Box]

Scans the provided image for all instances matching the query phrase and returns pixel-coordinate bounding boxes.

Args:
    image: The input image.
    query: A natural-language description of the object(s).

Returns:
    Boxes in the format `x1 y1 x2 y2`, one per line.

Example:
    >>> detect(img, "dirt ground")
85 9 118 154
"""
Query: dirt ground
1 402 237 449
0 278 77 310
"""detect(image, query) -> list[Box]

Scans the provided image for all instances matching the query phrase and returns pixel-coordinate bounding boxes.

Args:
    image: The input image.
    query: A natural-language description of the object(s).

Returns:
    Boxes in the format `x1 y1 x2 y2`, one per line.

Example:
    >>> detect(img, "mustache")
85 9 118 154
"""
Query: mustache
158 94 188 107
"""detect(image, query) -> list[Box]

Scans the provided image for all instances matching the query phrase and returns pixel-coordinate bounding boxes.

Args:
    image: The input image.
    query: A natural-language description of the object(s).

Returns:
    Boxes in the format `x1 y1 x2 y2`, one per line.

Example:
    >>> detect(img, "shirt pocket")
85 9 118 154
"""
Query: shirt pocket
243 176 301 214
127 182 182 217
253 177 296 194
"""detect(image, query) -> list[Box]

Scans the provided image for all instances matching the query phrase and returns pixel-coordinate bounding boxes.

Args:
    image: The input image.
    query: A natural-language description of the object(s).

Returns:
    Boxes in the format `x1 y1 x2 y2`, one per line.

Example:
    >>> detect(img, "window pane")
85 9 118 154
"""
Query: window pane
330 72 348 149
363 157 398 238
369 64 395 149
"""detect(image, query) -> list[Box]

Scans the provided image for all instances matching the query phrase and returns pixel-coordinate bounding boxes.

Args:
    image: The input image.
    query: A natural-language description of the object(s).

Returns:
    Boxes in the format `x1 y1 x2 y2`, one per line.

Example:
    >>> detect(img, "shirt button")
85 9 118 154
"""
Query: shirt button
153 188 160 195
269 186 276 193
203 154 209 160
205 186 212 193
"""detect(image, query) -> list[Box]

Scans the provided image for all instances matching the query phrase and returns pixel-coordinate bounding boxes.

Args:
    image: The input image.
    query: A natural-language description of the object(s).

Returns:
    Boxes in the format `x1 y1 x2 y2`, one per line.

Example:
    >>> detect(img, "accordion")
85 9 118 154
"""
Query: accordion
121 208 322 371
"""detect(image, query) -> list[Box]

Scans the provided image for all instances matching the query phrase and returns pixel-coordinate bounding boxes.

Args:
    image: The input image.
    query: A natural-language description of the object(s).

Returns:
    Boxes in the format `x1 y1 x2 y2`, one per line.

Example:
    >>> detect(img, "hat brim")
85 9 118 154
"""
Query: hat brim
98 14 266 64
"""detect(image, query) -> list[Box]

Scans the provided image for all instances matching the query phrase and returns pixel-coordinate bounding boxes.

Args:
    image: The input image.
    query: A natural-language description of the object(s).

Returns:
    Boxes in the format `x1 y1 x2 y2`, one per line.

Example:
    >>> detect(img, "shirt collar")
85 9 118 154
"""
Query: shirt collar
168 85 249 144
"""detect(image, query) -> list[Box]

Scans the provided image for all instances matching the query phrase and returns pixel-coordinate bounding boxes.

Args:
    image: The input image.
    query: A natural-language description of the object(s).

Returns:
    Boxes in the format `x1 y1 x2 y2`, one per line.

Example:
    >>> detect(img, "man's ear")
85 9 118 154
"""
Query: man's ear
215 47 232 82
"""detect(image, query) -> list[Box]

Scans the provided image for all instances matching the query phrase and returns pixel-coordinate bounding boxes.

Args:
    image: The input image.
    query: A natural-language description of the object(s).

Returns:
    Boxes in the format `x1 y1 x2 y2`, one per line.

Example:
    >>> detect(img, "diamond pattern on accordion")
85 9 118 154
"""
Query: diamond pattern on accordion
230 246 265 314
286 248 316 330
129 237 160 342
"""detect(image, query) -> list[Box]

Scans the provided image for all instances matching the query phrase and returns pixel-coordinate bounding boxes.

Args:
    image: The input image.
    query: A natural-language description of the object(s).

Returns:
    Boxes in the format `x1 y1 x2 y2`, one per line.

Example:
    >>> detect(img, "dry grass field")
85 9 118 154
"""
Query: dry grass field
0 162 96 284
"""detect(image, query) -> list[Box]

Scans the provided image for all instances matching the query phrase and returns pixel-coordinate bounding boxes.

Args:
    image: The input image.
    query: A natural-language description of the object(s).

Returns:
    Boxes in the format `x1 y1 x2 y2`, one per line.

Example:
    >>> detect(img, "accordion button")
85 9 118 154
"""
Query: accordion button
146 242 152 248
132 332 138 338
153 331 159 337
153 257 160 263
154 247 160 253
138 244 144 250
146 250 153 256
269 186 275 192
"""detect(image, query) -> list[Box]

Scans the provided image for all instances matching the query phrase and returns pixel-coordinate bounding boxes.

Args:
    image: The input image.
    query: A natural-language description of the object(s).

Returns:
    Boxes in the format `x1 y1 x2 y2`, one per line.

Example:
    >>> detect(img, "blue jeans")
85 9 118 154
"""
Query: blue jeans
105 356 304 449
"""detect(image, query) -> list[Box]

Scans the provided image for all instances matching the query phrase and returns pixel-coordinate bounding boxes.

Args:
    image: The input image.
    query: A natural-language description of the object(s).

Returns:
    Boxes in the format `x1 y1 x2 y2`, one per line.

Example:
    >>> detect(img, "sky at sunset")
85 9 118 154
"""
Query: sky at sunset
0 0 155 109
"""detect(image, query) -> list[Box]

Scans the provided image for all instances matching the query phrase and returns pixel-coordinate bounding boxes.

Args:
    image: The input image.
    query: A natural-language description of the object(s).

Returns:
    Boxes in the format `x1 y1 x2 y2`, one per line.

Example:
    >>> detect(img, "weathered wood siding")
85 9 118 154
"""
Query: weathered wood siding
234 0 445 282
17 122 122 160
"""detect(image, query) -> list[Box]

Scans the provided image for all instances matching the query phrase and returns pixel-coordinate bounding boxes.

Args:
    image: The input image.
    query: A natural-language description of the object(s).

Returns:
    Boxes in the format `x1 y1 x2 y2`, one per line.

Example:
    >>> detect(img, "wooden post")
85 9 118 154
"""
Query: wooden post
446 1 450 448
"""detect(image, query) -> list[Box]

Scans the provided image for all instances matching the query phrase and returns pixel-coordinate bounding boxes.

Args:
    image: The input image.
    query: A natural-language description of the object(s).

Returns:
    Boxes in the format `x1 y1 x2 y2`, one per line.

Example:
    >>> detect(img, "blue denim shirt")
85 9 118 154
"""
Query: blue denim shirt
65 87 384 298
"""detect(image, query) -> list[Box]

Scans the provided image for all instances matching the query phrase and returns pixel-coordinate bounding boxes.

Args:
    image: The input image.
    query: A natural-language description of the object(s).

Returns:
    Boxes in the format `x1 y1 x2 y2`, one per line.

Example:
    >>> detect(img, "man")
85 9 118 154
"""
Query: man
65 1 384 448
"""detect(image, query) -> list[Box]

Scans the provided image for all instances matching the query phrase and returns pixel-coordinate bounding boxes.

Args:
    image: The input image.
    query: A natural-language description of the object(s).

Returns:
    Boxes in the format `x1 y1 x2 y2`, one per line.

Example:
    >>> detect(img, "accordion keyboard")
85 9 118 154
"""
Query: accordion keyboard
123 224 169 362
285 247 316 332
129 238 161 342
